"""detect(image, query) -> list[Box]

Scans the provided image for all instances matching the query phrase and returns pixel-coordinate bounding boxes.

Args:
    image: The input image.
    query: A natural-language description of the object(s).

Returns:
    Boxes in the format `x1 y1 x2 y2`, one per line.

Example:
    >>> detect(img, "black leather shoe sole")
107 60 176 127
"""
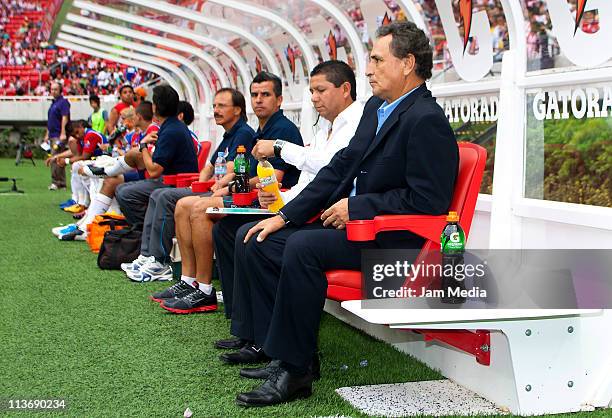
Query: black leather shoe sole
235 387 312 407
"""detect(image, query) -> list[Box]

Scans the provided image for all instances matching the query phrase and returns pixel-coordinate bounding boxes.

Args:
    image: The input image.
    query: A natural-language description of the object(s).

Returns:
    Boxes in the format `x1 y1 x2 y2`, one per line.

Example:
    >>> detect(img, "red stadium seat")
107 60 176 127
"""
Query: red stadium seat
197 141 212 171
325 142 487 302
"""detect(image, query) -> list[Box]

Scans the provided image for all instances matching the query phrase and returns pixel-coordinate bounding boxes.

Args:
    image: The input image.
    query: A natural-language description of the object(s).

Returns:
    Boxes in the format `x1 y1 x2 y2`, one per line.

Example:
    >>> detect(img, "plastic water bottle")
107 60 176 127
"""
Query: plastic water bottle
214 151 227 186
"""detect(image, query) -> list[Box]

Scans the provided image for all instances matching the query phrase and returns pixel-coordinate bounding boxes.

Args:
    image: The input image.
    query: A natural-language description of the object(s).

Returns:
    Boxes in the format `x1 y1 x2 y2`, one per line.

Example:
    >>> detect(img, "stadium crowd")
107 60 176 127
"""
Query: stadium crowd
0 0 153 95
45 21 460 408
42 49 154 96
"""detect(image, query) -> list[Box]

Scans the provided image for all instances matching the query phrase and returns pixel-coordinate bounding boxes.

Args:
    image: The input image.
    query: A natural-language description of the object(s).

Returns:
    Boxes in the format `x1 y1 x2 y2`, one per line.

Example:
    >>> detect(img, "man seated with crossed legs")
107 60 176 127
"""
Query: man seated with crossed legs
216 22 460 407
122 89 256 283
150 72 304 314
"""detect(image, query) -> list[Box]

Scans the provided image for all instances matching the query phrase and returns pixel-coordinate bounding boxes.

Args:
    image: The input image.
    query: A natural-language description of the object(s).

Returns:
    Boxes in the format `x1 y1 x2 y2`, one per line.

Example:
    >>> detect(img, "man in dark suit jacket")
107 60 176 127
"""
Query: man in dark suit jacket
223 21 459 407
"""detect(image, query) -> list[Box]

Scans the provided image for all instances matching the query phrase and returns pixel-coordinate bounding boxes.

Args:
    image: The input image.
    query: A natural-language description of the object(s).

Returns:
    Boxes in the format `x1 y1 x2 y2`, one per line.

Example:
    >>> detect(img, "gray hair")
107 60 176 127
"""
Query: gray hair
376 21 433 80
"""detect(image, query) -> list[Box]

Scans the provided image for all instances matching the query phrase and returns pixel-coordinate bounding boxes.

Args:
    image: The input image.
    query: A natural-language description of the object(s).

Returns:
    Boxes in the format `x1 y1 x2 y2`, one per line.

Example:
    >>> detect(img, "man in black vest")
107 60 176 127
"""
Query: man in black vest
227 22 459 406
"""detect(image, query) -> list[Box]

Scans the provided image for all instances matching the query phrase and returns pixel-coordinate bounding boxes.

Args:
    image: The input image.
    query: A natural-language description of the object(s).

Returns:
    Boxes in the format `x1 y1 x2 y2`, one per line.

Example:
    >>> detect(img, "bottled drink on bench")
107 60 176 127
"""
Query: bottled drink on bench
441 211 465 254
440 211 466 304
214 151 227 187
233 145 250 193
257 158 284 212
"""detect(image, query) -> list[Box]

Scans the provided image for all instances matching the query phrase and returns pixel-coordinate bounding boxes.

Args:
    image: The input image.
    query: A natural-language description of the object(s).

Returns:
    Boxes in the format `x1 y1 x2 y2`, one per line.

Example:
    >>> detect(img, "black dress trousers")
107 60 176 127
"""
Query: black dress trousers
229 220 375 368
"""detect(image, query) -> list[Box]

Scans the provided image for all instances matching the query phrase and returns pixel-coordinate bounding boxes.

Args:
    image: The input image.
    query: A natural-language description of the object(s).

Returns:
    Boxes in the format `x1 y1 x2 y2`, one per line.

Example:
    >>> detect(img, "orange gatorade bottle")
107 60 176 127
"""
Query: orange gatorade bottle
256 158 284 212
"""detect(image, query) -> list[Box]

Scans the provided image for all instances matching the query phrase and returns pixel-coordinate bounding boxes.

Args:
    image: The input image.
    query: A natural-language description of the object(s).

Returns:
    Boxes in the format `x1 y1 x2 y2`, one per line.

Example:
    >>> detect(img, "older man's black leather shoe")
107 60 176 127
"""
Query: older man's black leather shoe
236 367 314 407
240 354 321 380
214 337 249 350
219 344 269 364
239 360 282 379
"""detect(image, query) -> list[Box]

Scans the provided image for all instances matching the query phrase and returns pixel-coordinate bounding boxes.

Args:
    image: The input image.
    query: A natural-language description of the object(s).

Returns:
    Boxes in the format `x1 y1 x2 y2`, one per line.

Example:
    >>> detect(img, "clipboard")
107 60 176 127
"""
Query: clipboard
206 207 274 216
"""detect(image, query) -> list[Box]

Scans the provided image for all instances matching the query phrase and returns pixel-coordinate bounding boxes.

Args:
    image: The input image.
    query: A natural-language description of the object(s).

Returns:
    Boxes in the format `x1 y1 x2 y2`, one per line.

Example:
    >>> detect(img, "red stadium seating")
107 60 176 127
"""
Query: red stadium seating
325 142 487 302
197 141 212 171
2 2 154 97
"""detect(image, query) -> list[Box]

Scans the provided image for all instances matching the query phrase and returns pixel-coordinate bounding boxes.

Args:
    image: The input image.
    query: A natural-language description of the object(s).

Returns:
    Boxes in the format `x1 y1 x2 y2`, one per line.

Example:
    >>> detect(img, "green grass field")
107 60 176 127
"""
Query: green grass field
0 159 442 417
0 158 608 418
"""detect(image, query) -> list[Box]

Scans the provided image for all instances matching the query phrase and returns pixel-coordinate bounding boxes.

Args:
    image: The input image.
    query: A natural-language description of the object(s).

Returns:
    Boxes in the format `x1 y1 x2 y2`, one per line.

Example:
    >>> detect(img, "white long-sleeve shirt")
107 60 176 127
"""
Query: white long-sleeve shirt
280 100 364 203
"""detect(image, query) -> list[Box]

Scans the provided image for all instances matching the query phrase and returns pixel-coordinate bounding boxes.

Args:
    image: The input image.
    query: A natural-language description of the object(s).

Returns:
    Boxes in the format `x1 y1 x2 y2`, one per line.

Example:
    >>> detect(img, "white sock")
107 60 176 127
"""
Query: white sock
70 163 81 202
77 190 89 207
78 193 112 232
70 183 78 203
181 275 196 286
79 175 91 206
76 212 87 228
108 198 122 215
198 282 213 295
104 156 132 177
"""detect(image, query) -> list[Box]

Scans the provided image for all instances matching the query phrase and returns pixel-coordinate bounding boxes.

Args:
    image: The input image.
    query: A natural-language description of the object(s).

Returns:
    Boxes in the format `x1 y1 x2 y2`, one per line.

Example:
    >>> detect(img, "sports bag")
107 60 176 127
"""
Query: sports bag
97 227 142 270
86 212 129 253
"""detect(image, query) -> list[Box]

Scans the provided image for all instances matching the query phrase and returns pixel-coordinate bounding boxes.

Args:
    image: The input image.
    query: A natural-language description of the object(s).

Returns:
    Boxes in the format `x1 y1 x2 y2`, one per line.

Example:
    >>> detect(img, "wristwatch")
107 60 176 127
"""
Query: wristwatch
277 210 291 225
139 142 148 152
273 139 285 158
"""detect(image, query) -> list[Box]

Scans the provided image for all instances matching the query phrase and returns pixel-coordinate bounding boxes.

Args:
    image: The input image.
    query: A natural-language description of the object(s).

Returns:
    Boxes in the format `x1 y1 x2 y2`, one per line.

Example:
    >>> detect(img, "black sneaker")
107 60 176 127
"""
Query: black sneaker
160 286 217 314
150 280 195 303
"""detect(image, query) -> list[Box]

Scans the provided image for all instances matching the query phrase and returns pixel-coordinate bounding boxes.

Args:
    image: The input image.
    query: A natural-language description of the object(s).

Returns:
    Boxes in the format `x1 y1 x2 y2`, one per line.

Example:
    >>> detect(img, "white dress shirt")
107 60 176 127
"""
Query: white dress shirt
280 100 364 203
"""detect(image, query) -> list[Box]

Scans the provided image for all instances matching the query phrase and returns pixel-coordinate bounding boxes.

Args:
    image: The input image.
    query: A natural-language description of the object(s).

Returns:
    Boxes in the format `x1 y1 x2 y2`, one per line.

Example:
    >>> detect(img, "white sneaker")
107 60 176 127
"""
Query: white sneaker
127 260 173 282
121 254 153 273
52 223 77 237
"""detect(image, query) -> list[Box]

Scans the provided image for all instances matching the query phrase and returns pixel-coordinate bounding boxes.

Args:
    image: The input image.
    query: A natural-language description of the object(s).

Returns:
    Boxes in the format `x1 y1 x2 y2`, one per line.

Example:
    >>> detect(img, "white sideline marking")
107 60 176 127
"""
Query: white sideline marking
336 379 503 417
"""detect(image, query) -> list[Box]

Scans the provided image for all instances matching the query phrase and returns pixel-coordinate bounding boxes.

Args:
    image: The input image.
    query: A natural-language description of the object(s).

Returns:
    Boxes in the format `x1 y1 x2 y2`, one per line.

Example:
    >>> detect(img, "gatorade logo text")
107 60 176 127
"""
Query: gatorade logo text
532 85 612 121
